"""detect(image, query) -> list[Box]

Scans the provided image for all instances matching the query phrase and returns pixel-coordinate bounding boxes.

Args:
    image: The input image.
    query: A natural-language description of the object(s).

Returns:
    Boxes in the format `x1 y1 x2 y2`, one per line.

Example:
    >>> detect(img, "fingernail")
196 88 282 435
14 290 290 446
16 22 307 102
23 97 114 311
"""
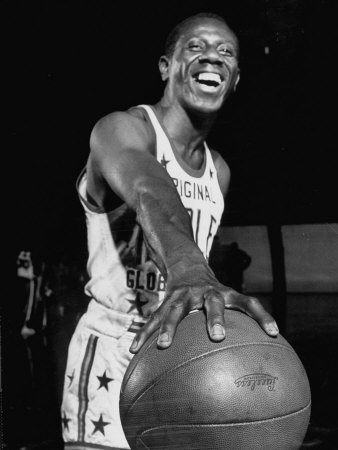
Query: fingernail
130 340 137 351
268 323 279 334
212 324 225 337
158 332 169 344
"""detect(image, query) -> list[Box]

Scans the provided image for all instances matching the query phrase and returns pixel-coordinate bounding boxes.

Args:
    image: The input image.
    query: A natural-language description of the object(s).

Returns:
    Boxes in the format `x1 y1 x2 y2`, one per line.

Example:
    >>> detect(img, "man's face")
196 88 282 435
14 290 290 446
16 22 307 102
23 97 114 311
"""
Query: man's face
160 18 240 115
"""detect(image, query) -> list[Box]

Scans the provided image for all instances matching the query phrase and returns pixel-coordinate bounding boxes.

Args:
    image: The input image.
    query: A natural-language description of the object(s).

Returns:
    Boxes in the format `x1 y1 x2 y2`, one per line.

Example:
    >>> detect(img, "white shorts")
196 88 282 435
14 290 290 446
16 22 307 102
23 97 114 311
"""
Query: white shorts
61 300 144 450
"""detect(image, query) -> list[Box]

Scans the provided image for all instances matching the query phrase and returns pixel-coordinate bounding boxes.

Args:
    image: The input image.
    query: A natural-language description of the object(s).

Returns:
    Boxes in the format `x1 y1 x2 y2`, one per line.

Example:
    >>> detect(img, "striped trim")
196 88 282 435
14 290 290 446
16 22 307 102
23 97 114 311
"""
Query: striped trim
77 334 98 442
128 320 144 333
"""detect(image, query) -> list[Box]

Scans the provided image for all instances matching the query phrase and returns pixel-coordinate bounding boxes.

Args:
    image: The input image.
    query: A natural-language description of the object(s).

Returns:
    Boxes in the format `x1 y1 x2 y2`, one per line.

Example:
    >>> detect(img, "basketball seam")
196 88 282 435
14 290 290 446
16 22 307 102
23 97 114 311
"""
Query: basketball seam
138 401 311 436
121 337 158 389
123 342 299 417
122 312 260 388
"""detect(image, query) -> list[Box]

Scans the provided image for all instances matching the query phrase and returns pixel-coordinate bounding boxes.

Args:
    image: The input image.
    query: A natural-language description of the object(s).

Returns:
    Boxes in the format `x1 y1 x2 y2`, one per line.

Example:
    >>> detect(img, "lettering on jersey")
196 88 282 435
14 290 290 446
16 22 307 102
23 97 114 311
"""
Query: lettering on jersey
206 215 217 257
126 268 166 292
186 207 201 246
172 178 216 203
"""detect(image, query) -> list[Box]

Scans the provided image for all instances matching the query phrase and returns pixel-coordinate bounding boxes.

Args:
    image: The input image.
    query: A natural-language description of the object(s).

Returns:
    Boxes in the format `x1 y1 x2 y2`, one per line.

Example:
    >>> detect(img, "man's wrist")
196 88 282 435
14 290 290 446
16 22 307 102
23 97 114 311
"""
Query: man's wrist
166 254 214 284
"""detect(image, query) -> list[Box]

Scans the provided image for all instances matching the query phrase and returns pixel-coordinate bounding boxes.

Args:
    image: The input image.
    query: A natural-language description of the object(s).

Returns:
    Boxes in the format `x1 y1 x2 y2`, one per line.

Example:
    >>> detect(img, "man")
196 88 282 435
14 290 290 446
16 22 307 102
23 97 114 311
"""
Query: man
61 12 279 449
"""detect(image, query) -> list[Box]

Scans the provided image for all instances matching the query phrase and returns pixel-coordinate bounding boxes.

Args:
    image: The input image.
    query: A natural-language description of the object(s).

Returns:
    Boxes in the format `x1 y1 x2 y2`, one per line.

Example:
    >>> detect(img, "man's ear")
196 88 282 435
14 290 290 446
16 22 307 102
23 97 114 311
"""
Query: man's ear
158 56 170 81
233 69 240 92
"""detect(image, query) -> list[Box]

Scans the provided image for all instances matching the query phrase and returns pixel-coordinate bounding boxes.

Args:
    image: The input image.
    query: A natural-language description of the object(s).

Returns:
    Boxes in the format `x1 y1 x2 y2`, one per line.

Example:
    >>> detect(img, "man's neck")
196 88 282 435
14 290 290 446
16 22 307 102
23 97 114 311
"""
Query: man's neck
154 100 216 162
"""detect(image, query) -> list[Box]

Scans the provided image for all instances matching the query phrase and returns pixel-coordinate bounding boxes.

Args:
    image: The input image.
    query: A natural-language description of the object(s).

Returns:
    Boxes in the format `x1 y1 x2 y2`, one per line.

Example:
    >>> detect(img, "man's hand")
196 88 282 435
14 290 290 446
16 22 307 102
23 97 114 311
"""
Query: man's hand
90 114 279 355
129 264 278 353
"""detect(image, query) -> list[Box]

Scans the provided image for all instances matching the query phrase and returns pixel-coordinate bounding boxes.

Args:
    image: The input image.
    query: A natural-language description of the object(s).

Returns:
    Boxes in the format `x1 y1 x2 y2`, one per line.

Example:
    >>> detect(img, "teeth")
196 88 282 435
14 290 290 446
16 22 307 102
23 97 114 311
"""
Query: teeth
197 73 222 84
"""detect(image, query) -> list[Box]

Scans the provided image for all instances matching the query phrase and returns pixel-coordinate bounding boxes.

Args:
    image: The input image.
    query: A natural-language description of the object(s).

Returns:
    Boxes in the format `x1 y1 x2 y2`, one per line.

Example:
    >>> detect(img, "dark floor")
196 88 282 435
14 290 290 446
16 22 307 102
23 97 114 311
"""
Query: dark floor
2 293 338 450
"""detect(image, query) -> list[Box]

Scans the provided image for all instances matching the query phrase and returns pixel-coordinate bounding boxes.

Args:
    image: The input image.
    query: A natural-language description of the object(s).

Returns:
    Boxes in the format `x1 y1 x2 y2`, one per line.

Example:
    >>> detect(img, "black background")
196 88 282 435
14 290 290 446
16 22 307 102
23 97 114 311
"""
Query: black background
6 0 338 258
3 2 338 448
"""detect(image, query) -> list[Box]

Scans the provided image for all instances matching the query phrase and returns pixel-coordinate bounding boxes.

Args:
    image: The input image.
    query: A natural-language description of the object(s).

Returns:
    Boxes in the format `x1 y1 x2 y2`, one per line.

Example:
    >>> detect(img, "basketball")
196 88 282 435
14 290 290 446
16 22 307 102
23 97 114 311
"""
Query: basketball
120 310 311 450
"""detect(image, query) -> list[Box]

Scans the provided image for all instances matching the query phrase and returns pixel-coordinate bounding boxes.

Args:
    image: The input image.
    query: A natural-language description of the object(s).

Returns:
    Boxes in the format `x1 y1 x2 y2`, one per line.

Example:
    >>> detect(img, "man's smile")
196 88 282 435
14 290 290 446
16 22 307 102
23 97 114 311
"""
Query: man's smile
191 71 227 95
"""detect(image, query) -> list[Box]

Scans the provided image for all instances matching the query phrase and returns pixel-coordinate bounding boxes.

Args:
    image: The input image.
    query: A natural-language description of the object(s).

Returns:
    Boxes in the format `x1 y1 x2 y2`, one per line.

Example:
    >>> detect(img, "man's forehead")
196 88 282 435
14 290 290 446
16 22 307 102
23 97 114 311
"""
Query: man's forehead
179 18 237 43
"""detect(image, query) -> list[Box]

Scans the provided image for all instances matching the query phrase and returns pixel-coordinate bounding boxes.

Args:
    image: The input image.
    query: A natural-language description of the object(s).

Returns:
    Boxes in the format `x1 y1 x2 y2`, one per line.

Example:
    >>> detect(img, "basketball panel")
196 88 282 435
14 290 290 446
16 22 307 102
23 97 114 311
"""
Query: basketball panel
121 310 294 409
137 406 311 450
122 343 311 444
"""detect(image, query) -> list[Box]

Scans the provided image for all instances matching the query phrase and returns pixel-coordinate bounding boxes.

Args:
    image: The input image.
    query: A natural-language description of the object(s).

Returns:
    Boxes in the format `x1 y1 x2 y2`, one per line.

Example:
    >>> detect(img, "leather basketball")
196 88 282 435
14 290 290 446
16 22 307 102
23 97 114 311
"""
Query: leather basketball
120 310 311 449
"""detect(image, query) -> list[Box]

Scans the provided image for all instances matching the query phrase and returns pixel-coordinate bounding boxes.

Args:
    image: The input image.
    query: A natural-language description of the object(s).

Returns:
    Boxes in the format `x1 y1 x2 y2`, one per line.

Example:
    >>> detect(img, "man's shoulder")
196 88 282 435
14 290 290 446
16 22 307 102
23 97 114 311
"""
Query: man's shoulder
93 108 147 133
208 148 231 196
91 107 155 152
209 148 230 175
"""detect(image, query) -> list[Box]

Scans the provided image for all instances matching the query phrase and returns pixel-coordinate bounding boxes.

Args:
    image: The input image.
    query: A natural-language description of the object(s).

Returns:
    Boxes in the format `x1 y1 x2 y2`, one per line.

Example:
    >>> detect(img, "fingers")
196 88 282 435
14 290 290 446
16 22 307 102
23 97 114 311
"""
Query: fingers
156 302 186 349
129 288 279 355
129 312 161 353
248 298 279 336
224 291 279 337
129 293 187 353
204 290 226 341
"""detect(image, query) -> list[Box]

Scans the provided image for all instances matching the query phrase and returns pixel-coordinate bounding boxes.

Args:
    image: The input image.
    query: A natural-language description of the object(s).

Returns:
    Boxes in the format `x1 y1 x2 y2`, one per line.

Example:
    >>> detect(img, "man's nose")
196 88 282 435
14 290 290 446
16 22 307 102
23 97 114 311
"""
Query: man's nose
198 48 223 65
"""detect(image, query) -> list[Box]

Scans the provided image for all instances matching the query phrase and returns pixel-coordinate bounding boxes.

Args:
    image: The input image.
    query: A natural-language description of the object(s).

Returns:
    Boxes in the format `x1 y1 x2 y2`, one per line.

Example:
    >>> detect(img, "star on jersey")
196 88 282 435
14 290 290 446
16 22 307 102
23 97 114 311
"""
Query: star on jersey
67 369 75 387
97 370 114 391
126 298 137 314
91 413 110 436
160 155 170 169
61 412 71 431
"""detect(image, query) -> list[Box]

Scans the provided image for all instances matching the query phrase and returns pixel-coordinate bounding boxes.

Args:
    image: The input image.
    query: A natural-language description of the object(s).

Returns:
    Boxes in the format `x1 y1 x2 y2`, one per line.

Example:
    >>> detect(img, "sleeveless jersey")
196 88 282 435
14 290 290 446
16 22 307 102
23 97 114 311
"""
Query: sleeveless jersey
77 105 224 323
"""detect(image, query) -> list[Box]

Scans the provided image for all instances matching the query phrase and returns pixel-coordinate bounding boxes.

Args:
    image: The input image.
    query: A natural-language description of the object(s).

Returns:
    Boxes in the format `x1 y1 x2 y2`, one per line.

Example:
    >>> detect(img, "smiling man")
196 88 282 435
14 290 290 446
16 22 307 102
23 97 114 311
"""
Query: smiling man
61 12 279 450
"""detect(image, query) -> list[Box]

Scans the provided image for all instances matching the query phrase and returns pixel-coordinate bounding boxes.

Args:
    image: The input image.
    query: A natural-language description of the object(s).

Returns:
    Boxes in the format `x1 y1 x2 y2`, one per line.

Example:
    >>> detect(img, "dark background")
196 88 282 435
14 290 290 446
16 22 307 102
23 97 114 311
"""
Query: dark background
3 0 338 449
6 0 338 255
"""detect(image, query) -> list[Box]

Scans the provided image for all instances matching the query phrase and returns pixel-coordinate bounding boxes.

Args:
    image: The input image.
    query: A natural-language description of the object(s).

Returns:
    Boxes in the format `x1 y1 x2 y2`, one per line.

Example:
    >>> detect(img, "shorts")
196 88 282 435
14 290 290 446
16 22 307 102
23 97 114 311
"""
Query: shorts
61 300 144 450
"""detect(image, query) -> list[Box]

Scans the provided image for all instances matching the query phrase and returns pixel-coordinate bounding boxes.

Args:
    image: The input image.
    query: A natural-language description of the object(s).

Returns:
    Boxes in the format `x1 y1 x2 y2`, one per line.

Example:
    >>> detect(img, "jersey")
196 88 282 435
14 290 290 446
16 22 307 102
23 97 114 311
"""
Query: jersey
77 104 224 329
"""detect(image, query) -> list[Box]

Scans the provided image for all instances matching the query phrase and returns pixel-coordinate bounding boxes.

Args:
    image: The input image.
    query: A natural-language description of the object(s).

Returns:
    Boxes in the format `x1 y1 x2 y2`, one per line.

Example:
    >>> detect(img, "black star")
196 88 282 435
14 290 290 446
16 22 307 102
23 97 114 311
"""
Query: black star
97 370 114 391
67 369 75 387
61 412 71 431
126 298 137 314
91 413 110 436
210 169 214 178
160 155 170 169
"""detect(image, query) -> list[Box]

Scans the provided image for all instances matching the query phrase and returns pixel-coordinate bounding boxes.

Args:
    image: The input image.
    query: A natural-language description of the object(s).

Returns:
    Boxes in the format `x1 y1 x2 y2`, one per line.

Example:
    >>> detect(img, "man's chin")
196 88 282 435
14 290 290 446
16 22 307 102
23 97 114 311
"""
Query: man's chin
186 97 224 117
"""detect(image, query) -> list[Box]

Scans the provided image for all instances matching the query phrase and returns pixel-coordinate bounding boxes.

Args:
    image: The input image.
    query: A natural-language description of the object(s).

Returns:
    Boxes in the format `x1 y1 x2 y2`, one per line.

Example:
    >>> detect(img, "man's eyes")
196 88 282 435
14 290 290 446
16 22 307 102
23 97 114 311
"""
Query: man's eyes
188 43 235 56
219 46 235 56
189 43 203 51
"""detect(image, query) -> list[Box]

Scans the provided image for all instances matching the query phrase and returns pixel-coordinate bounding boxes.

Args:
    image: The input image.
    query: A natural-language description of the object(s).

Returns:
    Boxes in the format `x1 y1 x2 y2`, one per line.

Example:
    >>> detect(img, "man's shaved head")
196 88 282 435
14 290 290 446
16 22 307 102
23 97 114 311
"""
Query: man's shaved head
164 12 238 58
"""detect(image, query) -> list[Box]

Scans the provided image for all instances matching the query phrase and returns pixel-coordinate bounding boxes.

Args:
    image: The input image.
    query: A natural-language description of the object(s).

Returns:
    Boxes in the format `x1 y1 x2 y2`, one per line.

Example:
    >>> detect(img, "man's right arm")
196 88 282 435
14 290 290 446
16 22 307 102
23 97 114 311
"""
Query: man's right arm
87 112 279 352
87 112 203 277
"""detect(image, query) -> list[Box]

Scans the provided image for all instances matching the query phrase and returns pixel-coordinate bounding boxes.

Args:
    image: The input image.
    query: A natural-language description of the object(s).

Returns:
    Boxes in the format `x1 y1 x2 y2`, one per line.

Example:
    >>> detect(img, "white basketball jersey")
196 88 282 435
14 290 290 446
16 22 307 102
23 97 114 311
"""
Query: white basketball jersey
77 105 224 323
